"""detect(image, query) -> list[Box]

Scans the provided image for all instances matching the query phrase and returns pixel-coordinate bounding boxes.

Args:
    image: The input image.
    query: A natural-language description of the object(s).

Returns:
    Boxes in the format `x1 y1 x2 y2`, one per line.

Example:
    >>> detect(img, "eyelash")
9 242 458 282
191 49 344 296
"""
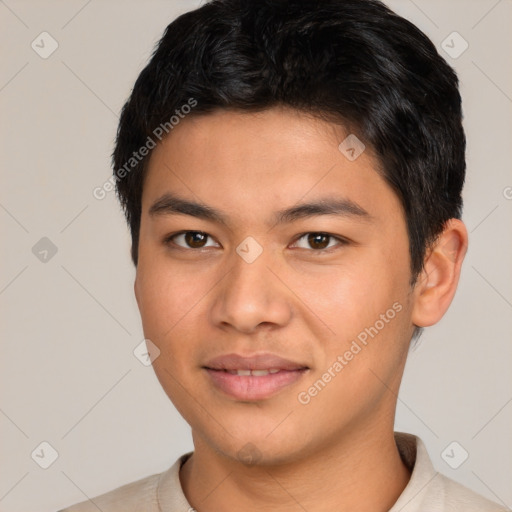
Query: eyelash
163 231 349 254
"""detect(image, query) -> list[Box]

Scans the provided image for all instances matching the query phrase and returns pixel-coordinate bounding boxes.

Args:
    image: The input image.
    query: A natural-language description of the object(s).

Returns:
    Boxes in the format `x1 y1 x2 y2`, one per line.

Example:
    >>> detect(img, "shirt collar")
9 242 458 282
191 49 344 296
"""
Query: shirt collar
390 431 439 511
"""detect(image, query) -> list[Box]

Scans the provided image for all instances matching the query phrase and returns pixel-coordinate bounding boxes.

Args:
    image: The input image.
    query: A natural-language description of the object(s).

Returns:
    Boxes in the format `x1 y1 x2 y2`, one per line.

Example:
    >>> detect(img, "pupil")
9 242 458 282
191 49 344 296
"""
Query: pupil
308 233 329 249
186 232 206 248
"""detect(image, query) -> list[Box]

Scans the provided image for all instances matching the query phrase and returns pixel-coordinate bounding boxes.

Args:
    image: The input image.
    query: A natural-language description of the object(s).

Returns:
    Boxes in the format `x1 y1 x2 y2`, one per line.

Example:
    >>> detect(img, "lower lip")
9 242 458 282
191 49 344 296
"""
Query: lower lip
205 368 307 401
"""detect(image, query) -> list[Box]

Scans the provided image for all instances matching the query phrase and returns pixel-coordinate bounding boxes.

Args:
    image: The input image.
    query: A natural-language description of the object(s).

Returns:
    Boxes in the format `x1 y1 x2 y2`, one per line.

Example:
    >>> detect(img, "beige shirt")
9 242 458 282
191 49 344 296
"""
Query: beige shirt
59 432 508 511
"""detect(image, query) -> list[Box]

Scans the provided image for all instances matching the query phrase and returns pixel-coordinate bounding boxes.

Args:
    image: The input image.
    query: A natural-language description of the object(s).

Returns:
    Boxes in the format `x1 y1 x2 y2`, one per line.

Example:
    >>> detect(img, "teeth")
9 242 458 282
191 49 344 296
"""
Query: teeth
224 369 282 376
251 369 270 376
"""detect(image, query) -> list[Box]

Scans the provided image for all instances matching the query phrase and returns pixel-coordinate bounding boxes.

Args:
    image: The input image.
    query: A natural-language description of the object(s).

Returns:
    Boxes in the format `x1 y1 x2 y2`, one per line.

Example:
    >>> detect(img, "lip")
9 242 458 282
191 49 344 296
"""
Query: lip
204 353 308 371
203 353 309 401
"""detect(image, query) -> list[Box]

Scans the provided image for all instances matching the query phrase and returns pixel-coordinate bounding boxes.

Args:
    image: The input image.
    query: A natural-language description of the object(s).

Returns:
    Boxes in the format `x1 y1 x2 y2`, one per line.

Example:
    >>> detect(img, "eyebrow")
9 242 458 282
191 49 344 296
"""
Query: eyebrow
148 192 372 226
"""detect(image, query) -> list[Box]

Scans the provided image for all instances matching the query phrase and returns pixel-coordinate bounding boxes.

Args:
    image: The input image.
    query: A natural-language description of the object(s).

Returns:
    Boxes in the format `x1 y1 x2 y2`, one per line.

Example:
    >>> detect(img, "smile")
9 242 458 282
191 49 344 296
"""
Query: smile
223 368 281 376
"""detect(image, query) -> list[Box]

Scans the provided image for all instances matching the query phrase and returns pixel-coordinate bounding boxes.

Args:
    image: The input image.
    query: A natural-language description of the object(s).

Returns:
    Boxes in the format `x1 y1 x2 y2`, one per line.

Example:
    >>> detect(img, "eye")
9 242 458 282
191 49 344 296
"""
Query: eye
164 231 347 253
164 231 220 249
291 232 347 252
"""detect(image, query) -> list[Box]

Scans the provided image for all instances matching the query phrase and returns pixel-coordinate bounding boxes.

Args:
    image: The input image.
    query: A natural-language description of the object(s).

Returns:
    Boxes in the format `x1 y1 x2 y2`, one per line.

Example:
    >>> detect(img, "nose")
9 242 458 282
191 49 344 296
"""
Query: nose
210 246 292 334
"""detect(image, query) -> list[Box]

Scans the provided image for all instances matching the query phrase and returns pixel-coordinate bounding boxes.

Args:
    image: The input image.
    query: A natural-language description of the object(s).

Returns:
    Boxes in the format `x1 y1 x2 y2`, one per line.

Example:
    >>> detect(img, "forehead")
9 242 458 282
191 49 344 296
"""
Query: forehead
141 107 402 224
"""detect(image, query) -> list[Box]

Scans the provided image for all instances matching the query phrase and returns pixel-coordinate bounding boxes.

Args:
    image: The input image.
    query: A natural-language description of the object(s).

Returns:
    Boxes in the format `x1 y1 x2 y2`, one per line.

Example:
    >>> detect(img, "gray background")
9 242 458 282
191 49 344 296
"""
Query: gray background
0 1 511 510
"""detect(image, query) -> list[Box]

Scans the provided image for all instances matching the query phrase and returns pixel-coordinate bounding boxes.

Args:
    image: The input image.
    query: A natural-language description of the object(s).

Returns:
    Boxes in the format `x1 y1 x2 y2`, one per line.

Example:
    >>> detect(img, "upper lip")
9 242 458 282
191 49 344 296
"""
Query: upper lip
203 353 308 371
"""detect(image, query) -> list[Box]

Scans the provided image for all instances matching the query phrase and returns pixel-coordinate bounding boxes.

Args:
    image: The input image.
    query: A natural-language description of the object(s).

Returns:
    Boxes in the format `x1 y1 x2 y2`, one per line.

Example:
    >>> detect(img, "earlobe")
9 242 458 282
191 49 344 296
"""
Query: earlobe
411 219 468 327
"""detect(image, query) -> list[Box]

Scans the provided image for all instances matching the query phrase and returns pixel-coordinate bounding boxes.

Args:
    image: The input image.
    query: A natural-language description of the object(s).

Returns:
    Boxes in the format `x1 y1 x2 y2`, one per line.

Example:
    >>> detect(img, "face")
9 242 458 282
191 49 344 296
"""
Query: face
135 107 417 464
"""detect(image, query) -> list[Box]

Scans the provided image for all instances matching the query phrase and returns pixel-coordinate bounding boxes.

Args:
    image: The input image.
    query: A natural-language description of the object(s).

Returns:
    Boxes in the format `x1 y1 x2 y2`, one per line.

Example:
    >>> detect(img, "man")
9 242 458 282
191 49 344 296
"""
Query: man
61 0 508 510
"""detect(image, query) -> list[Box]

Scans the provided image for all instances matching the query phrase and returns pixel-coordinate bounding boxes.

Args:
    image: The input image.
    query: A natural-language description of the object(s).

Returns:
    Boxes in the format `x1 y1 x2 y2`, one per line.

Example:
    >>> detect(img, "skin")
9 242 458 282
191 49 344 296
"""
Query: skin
134 107 468 511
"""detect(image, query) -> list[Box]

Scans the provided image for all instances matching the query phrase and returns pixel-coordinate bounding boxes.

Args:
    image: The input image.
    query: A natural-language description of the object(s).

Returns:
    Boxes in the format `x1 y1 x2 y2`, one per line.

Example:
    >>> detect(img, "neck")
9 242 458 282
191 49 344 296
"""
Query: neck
180 425 411 512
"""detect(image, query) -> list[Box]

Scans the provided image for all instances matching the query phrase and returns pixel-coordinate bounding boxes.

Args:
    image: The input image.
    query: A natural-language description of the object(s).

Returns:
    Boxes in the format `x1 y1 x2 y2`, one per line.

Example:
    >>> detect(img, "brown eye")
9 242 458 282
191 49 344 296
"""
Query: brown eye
184 232 208 248
166 231 219 249
307 233 330 250
291 232 347 252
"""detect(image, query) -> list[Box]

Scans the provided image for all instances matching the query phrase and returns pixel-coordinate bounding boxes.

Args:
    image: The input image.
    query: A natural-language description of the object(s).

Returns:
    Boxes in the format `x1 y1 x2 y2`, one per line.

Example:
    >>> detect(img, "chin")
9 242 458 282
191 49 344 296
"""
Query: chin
204 428 314 468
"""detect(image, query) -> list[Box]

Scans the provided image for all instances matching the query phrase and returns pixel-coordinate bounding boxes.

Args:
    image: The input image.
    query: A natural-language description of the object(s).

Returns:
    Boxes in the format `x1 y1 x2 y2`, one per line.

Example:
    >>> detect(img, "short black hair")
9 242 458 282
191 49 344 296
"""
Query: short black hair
113 0 465 284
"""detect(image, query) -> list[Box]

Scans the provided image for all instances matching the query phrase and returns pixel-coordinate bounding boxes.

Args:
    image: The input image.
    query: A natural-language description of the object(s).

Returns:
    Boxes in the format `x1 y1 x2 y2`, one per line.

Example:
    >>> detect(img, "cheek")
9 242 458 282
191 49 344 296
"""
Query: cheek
135 261 207 407
291 250 412 391
135 258 209 342
291 258 404 339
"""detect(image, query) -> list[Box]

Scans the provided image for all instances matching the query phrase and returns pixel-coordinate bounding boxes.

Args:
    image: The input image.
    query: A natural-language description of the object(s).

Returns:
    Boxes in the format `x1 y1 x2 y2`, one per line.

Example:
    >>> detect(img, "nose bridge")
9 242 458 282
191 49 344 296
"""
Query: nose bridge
211 239 291 332
230 242 271 295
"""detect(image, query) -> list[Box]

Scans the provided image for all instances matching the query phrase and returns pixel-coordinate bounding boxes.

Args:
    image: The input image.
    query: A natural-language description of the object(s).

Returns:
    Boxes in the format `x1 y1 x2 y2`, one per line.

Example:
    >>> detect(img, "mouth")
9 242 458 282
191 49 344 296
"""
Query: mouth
215 368 285 376
203 353 309 401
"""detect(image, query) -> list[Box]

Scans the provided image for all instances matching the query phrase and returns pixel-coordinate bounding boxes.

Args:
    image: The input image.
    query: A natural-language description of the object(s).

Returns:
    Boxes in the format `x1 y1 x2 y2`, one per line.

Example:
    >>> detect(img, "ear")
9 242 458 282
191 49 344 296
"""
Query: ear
411 219 468 327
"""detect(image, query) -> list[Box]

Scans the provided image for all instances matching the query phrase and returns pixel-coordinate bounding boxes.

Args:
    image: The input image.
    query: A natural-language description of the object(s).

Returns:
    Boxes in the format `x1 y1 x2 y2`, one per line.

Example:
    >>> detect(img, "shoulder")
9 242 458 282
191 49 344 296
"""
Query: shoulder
57 452 193 512
57 471 161 512
435 472 509 512
392 432 509 512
